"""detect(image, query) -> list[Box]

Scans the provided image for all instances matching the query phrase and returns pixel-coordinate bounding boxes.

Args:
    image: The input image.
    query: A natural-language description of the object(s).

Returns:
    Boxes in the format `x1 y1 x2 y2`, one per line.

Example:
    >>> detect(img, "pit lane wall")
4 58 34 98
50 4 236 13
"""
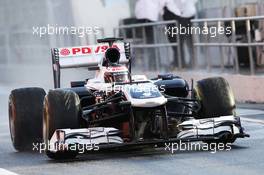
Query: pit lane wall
145 71 264 103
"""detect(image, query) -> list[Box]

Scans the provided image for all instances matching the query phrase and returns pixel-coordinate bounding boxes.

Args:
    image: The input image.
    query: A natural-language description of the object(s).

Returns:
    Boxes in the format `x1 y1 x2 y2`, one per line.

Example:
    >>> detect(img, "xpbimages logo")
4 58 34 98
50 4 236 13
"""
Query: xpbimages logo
165 24 232 38
32 142 100 154
32 24 101 37
164 141 232 154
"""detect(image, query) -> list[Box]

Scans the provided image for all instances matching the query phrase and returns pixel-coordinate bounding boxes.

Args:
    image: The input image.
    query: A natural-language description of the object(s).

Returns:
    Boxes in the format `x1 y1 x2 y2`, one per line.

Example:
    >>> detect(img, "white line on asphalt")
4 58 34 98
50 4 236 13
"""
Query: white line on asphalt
0 168 18 175
241 117 264 124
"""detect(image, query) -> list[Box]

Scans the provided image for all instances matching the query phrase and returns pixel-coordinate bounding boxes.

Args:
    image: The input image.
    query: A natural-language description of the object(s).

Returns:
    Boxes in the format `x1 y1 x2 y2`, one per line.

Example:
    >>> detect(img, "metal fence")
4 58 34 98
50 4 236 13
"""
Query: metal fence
114 16 264 75
114 20 180 71
191 15 264 75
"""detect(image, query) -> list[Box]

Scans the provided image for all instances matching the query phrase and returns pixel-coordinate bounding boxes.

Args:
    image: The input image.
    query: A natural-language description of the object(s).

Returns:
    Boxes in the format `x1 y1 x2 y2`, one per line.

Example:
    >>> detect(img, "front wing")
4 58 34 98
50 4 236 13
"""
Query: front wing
48 115 249 153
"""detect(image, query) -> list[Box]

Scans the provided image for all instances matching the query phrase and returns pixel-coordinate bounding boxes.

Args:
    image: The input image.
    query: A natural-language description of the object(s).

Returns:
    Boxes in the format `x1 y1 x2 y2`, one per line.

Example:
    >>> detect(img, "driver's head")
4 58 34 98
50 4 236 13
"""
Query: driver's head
105 48 120 65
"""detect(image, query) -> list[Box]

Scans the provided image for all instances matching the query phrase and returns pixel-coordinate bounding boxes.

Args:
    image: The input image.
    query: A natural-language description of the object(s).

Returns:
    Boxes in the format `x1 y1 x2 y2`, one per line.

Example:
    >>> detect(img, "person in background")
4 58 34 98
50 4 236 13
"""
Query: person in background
134 0 164 70
135 0 163 23
162 0 198 69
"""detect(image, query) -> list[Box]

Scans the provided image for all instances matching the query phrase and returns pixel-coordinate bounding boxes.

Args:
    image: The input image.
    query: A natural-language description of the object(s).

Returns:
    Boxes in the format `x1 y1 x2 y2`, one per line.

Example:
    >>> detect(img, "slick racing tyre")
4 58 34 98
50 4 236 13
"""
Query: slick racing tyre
43 89 81 160
194 77 235 119
193 77 236 144
9 87 46 151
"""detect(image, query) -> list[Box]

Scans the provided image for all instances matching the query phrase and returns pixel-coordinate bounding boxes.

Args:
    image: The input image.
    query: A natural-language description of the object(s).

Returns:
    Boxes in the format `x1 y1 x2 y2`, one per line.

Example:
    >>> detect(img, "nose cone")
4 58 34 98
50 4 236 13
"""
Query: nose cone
130 96 167 108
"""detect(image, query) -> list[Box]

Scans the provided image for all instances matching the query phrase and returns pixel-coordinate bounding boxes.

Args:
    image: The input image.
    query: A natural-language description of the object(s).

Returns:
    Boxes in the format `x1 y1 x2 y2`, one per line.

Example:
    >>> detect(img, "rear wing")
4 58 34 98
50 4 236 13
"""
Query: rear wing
51 42 130 88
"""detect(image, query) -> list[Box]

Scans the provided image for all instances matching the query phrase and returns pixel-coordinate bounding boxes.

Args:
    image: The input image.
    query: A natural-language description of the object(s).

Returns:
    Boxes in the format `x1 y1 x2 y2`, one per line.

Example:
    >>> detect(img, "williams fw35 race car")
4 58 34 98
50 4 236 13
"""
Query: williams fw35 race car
8 38 249 159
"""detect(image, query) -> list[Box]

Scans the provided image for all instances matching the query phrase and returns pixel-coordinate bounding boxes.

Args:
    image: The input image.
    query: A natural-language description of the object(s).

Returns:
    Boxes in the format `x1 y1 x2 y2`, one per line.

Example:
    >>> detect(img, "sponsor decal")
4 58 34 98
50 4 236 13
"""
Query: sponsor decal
60 48 70 56
59 45 120 57
107 66 127 72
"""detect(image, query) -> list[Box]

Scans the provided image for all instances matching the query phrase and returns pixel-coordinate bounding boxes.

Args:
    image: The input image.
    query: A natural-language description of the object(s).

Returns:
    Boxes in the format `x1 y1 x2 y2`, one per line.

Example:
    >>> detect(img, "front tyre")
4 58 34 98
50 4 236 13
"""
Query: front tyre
194 77 236 119
194 77 237 144
9 88 46 151
43 89 81 159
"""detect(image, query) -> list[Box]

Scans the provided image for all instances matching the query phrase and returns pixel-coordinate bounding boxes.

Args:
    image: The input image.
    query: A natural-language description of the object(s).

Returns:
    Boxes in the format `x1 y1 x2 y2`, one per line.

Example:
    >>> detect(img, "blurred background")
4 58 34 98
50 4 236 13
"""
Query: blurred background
0 0 264 102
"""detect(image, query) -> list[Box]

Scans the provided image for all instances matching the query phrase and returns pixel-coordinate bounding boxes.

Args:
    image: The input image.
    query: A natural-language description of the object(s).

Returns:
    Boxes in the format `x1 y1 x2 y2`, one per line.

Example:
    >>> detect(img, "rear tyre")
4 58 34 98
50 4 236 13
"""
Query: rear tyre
9 88 46 151
43 89 81 160
194 77 236 119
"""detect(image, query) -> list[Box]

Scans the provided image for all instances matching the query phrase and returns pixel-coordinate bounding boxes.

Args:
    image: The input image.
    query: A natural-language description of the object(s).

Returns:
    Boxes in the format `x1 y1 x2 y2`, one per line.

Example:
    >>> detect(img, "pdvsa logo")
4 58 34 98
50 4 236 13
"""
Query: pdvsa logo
59 45 120 56
60 48 91 56
60 48 70 56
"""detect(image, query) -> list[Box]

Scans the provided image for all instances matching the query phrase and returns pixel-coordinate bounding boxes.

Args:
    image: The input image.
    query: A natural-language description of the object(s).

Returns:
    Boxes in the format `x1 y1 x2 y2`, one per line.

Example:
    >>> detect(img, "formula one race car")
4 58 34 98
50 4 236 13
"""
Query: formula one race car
8 38 249 159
